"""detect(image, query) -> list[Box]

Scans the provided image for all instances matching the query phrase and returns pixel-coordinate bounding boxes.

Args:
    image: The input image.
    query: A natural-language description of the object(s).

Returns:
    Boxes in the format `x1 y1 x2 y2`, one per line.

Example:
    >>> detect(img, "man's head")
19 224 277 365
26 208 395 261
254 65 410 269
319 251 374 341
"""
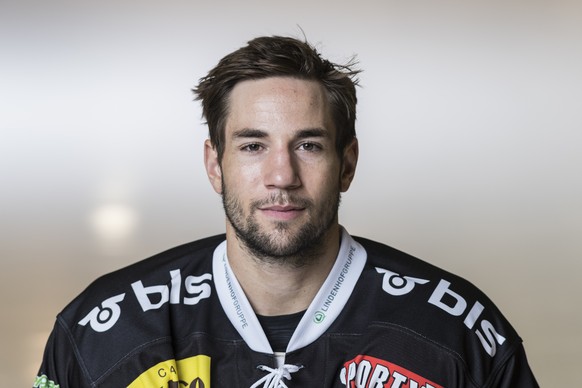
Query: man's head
193 35 360 162
196 36 360 264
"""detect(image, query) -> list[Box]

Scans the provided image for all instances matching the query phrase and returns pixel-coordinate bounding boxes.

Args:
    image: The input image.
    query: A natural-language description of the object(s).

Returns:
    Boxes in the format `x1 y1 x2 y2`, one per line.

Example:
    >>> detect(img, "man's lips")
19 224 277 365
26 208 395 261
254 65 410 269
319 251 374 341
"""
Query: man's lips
258 205 306 220
261 205 304 211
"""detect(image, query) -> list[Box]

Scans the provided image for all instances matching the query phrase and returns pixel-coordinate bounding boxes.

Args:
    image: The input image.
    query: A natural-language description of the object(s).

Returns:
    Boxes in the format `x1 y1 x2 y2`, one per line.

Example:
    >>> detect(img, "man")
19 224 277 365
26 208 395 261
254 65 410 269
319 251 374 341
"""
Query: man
35 36 538 387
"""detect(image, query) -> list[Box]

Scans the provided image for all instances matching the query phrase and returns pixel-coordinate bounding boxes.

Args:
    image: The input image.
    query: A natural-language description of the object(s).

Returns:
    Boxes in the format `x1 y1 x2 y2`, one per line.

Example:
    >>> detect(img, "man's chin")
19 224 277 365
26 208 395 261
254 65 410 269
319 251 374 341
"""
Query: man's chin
246 229 330 262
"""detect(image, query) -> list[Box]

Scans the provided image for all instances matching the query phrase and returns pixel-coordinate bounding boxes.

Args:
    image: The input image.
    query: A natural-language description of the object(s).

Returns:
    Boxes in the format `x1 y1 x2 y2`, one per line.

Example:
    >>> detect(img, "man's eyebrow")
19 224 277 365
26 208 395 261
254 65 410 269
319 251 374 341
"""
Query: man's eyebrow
232 127 330 139
296 128 330 139
232 128 268 139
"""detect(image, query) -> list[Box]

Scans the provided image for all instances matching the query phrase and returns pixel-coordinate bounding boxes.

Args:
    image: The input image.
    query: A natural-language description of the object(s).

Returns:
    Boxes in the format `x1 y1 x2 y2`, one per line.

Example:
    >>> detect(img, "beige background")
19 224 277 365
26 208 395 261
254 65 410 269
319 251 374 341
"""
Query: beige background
2 1 581 386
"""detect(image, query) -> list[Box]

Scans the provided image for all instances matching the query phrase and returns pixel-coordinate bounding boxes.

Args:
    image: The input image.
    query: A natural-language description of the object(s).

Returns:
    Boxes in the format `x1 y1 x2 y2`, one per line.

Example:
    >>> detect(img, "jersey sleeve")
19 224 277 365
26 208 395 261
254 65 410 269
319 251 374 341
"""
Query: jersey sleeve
33 317 90 388
487 344 539 388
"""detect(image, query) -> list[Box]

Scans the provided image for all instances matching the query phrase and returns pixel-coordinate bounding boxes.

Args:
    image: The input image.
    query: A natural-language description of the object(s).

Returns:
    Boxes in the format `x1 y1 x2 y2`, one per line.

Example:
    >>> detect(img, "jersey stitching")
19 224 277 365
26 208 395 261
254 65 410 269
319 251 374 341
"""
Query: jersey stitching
371 322 524 387
56 315 95 387
92 332 245 385
481 340 522 388
93 336 173 385
370 321 481 388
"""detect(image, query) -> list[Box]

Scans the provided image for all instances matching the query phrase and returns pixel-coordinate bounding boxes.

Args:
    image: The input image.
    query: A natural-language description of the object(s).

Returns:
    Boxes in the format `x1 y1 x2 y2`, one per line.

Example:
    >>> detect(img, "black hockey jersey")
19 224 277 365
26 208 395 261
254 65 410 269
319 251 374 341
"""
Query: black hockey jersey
34 230 538 387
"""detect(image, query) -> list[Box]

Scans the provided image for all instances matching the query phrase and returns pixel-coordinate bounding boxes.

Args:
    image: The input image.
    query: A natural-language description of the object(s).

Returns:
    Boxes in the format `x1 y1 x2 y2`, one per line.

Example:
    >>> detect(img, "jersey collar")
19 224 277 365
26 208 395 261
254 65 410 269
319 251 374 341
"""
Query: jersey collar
212 227 367 354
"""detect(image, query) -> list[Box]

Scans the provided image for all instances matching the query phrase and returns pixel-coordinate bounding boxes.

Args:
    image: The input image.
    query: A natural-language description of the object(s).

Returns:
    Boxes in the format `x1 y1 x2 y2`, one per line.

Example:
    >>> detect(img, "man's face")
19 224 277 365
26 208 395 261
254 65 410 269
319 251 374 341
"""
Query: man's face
205 77 357 262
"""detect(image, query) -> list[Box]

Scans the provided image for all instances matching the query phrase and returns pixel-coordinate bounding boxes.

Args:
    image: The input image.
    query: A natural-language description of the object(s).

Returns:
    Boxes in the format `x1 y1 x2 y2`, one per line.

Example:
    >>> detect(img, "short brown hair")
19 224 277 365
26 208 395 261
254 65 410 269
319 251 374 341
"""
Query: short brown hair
193 35 360 161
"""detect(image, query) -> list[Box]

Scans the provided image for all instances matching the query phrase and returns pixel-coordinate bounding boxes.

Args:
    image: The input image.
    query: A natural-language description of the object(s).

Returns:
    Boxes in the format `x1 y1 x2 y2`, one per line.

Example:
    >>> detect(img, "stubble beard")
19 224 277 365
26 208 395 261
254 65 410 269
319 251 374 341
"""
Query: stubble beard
221 183 341 267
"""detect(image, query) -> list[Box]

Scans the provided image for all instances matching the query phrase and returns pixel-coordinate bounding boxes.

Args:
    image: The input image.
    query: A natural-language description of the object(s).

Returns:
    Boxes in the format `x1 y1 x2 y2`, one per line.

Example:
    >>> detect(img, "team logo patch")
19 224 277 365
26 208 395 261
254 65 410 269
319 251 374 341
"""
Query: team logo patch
340 355 443 388
128 355 211 387
314 311 326 323
33 375 59 388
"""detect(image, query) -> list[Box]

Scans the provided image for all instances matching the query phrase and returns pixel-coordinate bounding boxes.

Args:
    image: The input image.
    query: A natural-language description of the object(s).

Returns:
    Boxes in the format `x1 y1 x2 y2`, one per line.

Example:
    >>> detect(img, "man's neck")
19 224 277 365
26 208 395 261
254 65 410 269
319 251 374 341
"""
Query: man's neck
225 225 341 316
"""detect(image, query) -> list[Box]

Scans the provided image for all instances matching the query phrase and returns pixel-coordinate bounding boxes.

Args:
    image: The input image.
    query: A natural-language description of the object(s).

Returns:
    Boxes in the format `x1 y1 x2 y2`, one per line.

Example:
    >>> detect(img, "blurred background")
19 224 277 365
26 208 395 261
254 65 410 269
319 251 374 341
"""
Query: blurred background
1 0 580 386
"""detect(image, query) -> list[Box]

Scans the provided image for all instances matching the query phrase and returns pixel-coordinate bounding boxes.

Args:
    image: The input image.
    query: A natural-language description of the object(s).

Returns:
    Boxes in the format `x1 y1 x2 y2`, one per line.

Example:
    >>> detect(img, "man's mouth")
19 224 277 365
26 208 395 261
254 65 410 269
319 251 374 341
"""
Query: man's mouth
262 205 303 211
259 205 306 220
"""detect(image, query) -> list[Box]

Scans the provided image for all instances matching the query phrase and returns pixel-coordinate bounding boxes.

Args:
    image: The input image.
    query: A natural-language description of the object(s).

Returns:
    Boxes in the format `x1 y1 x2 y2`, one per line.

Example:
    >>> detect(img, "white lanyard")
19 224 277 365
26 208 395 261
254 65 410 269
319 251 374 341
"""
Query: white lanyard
212 228 367 355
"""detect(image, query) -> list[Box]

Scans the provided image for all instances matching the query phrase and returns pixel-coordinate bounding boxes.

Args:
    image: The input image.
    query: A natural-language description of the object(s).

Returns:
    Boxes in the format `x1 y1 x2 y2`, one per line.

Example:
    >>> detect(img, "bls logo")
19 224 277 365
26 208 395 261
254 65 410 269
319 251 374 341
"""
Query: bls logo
375 268 429 296
79 269 212 332
78 293 125 332
375 267 507 357
340 355 443 388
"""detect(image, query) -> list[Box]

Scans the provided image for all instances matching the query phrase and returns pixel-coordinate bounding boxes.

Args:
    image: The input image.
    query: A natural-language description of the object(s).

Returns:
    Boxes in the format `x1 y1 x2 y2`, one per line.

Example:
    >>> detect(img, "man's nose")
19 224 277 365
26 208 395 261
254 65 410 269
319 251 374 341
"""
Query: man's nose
264 148 301 190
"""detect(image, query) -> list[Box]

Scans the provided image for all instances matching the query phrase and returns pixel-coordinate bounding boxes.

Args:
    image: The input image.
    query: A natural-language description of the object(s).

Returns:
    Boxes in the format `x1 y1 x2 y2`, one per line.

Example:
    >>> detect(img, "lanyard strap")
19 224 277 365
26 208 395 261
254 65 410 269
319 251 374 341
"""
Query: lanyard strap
212 228 367 354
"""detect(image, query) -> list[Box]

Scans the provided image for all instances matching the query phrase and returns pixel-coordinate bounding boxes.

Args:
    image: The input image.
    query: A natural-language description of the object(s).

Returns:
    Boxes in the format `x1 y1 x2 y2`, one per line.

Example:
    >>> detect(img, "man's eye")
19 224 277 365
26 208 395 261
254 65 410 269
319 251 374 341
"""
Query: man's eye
298 142 320 152
242 143 262 152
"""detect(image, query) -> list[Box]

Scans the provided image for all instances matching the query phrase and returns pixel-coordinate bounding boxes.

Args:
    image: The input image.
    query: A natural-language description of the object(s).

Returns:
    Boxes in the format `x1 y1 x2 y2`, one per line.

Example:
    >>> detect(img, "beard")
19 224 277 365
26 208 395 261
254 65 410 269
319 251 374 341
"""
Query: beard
222 183 341 266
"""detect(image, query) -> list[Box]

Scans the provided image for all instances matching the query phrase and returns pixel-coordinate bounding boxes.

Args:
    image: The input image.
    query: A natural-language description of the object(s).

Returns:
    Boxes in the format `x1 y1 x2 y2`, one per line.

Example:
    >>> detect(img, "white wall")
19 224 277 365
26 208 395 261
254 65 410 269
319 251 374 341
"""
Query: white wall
1 1 580 386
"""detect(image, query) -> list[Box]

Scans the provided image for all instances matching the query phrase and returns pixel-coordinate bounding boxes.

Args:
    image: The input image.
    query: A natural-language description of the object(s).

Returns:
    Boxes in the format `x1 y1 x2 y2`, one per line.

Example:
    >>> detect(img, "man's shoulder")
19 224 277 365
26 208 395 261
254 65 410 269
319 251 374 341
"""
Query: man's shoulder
353 235 515 325
351 236 528 384
58 234 225 327
47 235 226 384
354 235 494 303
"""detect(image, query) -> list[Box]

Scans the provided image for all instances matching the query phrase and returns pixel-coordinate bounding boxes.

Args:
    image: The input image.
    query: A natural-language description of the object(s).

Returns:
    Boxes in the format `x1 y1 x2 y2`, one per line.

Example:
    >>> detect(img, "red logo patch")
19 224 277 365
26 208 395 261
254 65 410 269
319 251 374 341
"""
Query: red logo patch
340 355 443 388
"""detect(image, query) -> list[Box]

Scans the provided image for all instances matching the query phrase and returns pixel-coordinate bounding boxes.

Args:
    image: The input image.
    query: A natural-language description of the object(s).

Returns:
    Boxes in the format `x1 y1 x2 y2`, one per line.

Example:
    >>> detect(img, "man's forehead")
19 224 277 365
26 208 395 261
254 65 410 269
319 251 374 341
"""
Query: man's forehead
229 76 326 103
224 77 334 135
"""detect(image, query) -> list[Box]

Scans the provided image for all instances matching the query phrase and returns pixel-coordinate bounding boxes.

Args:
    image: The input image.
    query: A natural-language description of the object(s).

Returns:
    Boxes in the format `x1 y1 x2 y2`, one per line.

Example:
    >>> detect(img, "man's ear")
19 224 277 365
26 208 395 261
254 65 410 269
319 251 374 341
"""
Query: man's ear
204 139 223 194
340 137 359 192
